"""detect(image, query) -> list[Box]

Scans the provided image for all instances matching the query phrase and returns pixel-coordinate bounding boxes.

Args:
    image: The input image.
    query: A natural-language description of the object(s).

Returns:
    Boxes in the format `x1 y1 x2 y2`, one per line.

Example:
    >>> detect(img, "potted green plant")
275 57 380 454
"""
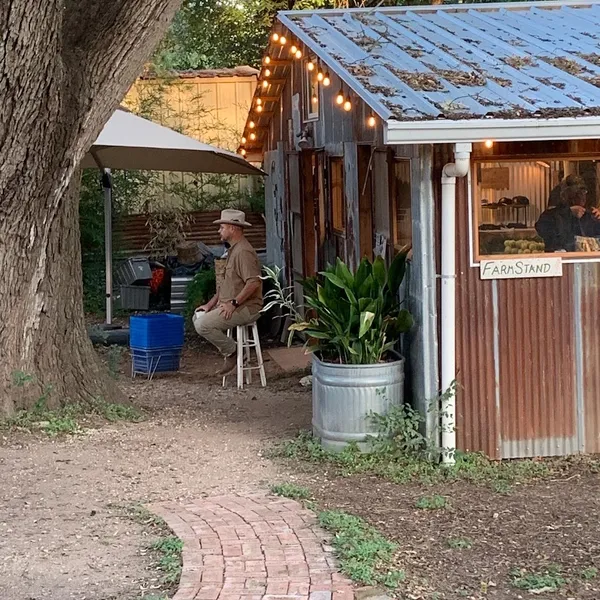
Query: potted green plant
263 252 412 452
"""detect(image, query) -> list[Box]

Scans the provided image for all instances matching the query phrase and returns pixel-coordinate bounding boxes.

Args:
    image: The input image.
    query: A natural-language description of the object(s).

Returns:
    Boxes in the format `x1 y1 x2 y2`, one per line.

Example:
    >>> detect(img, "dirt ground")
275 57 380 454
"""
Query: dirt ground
0 343 311 600
293 468 600 600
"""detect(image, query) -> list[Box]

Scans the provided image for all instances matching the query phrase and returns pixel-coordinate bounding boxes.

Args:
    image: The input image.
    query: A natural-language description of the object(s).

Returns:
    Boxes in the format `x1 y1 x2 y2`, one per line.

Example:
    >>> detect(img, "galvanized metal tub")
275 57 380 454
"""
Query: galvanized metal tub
312 354 405 453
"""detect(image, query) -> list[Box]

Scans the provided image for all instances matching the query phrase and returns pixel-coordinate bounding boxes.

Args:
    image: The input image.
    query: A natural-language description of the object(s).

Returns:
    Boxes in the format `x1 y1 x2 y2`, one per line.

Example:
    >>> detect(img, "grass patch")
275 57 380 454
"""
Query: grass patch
581 566 598 580
447 537 473 549
318 510 405 589
415 495 447 510
151 536 184 585
271 482 312 500
270 429 585 489
510 566 565 592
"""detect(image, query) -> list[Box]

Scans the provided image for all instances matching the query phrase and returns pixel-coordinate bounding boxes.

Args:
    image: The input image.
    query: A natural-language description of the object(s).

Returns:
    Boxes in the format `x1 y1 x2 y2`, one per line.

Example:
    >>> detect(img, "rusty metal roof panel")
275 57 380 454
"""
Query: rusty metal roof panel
279 2 600 121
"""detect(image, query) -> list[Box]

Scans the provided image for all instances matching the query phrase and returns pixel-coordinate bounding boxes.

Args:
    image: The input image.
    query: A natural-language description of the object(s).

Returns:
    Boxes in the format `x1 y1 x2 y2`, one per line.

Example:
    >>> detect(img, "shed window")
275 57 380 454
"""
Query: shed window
391 159 412 253
474 156 600 258
330 158 345 233
304 62 319 121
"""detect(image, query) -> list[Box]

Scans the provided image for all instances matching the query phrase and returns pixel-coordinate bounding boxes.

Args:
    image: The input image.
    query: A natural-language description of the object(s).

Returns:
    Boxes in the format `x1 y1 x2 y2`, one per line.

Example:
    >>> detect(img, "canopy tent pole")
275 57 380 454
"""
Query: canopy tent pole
102 169 113 325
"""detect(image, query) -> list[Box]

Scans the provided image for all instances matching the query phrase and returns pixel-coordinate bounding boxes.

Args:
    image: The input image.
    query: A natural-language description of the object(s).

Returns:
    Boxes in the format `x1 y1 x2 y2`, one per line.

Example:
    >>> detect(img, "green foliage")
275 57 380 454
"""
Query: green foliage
510 566 565 592
447 537 473 549
318 510 404 588
186 268 217 319
271 483 312 500
151 536 184 585
415 495 447 510
288 253 412 364
581 567 598 580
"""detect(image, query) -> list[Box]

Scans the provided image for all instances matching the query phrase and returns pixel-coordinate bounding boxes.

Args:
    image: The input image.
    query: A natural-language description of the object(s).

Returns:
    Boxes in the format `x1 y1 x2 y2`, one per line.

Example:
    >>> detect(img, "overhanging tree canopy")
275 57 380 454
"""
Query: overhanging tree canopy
0 0 183 415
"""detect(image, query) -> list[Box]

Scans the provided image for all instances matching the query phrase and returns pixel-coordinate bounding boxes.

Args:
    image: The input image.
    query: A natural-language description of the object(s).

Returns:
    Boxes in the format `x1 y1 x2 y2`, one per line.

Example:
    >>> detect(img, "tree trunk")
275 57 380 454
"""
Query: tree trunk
0 0 182 415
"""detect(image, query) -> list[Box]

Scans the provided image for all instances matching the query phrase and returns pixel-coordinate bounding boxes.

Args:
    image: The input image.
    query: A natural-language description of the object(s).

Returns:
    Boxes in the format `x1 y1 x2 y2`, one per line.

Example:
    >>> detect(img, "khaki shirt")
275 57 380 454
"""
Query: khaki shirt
219 236 262 313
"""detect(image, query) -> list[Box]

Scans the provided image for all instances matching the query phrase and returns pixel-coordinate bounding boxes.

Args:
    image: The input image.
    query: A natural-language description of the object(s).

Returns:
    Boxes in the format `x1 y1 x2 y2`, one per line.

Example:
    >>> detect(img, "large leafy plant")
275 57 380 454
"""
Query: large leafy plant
289 253 412 365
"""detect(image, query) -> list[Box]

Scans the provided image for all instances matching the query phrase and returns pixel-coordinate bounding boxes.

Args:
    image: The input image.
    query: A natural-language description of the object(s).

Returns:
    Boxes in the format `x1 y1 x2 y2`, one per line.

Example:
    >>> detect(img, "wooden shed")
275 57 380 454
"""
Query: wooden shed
239 1 600 459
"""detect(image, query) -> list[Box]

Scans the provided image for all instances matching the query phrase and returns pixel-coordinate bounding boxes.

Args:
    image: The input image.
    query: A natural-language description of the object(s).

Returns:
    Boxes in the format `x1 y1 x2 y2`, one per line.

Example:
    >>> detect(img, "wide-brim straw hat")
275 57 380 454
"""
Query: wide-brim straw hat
213 208 252 228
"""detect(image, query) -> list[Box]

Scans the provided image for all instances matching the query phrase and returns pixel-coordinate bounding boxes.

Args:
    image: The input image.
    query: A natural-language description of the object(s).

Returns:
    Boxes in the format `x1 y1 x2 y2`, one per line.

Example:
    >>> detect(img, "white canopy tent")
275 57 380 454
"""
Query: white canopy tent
83 108 263 325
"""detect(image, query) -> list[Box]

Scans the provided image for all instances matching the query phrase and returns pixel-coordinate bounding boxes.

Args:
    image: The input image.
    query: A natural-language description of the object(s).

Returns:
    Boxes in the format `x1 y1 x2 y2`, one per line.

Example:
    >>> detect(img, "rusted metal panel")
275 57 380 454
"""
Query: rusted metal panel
115 210 266 255
578 262 600 454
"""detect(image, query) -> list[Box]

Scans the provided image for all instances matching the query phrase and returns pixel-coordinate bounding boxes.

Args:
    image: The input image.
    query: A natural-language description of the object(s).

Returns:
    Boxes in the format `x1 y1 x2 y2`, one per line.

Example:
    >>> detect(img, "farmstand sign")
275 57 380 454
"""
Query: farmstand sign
480 257 562 280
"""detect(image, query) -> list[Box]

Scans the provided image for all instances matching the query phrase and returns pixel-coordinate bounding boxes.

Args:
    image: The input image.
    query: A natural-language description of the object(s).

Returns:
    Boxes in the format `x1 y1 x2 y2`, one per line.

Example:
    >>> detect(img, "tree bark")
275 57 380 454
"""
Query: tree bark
0 0 182 415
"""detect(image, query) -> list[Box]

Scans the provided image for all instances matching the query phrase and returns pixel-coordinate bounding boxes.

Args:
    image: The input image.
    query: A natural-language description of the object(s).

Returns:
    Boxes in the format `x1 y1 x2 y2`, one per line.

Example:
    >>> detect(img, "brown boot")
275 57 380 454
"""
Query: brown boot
217 354 237 376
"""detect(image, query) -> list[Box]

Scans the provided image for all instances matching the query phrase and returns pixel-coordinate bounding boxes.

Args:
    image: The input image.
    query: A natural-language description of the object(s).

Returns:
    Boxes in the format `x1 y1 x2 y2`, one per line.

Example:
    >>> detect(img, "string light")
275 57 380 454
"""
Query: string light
343 98 352 112
484 139 494 149
264 68 271 77
249 121 256 129
256 104 263 113
317 70 324 82
279 35 287 45
241 136 247 144
262 80 269 89
336 89 344 105
295 49 302 59
264 56 271 65
256 98 263 106
240 148 247 156
367 115 376 127
272 33 279 42
250 132 257 141
291 45 298 54
307 61 315 72
323 72 331 87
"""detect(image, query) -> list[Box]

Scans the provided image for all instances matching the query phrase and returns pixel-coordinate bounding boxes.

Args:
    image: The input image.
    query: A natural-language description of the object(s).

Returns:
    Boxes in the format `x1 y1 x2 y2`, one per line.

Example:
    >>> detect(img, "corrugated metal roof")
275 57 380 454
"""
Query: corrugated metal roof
278 1 600 122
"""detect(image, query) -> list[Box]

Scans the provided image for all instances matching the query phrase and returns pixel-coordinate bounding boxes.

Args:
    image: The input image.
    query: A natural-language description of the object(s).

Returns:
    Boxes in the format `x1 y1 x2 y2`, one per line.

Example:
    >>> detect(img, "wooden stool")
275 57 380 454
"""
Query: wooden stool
223 322 267 390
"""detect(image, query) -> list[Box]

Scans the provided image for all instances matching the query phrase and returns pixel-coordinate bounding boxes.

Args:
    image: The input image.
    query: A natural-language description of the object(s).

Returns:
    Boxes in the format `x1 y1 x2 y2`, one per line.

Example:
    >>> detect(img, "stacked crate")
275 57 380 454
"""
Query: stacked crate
130 314 184 378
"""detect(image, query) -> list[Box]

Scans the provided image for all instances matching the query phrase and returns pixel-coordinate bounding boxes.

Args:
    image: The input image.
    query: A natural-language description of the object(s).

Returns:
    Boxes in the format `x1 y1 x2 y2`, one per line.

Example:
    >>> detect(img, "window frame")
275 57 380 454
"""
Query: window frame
470 153 600 265
303 61 320 122
329 156 345 235
390 157 412 255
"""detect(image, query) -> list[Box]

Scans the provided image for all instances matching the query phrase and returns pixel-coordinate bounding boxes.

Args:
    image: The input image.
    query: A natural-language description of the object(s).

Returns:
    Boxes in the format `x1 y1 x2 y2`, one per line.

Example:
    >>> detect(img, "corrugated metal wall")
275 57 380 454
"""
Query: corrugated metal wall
453 173 600 459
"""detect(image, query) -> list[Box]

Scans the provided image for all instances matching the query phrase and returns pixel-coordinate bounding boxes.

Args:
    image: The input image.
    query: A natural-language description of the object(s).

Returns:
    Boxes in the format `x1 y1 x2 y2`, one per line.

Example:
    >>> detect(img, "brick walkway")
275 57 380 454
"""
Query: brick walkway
149 494 355 600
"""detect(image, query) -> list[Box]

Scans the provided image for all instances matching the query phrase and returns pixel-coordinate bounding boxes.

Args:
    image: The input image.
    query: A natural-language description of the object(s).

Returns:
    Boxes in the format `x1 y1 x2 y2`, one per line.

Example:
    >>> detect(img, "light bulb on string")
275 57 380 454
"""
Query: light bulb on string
264 56 271 65
250 132 257 141
484 139 494 149
295 49 302 59
336 89 344 105
262 80 269 89
241 136 247 144
279 36 287 45
291 45 298 54
264 68 271 77
367 115 376 128
343 98 352 112
317 70 324 82
272 33 279 42
256 105 263 113
256 98 262 106
249 121 255 129
323 72 331 87
307 61 315 72
240 148 247 156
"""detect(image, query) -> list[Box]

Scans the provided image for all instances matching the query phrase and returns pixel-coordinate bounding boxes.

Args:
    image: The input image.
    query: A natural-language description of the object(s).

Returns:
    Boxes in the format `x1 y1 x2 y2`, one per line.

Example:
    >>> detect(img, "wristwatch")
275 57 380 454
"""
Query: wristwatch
231 299 239 307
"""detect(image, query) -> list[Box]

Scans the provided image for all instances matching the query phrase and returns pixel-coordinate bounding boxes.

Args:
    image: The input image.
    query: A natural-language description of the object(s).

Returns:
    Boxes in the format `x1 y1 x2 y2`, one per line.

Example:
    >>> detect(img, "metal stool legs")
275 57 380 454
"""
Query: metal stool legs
223 322 267 389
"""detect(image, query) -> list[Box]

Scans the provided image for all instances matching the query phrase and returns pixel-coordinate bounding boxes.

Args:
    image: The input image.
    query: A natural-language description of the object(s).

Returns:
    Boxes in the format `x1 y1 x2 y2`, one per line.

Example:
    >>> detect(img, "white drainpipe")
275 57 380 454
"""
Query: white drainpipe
441 142 472 465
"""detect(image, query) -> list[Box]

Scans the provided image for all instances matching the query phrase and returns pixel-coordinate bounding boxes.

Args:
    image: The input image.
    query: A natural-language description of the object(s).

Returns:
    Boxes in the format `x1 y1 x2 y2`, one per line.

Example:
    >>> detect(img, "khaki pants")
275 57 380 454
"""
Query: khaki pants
193 306 259 357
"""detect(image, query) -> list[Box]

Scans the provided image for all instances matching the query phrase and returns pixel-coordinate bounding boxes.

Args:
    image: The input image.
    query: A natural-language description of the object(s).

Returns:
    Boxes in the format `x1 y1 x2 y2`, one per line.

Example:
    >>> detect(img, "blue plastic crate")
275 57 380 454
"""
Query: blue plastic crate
130 314 184 350
131 346 182 375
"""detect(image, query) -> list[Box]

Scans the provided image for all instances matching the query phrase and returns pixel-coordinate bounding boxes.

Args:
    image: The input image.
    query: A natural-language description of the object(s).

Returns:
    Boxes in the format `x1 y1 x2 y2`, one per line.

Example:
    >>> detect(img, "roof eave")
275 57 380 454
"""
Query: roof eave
384 116 600 145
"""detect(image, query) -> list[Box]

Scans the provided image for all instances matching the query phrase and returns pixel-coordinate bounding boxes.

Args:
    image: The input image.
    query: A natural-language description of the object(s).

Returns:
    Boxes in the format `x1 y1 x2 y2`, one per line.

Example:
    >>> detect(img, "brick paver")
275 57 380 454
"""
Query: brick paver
149 494 355 600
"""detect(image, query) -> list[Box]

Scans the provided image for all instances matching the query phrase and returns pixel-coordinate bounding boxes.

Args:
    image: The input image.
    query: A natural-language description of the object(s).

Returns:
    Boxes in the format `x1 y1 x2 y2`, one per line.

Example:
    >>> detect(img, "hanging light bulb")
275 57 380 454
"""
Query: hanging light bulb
280 35 287 45
317 70 324 83
323 72 331 87
241 136 247 144
262 80 269 89
250 132 257 141
256 104 264 113
291 45 298 54
264 68 271 77
264 56 271 65
484 139 494 149
240 148 247 156
343 98 352 112
367 114 376 128
249 120 256 129
307 61 315 72
256 98 263 106
336 89 344 105
295 49 303 59
272 33 279 42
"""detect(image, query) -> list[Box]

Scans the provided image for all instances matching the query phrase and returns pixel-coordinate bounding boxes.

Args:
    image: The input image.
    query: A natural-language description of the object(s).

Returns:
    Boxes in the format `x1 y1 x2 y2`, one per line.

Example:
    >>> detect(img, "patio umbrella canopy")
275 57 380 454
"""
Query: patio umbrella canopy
82 108 263 326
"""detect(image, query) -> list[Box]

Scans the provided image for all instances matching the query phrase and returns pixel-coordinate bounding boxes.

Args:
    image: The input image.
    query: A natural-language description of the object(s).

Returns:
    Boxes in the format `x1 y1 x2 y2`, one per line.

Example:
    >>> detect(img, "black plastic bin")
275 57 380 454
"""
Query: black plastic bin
115 257 152 286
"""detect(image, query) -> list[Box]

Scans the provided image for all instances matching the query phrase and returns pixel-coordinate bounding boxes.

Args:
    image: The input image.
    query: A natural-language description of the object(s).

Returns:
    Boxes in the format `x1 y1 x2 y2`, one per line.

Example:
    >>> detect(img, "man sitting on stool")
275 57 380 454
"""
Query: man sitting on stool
193 209 263 375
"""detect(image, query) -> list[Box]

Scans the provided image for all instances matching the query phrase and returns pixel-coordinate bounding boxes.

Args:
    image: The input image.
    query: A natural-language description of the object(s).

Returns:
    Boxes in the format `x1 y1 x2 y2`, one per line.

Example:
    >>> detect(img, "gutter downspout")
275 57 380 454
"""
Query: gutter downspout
441 142 472 465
